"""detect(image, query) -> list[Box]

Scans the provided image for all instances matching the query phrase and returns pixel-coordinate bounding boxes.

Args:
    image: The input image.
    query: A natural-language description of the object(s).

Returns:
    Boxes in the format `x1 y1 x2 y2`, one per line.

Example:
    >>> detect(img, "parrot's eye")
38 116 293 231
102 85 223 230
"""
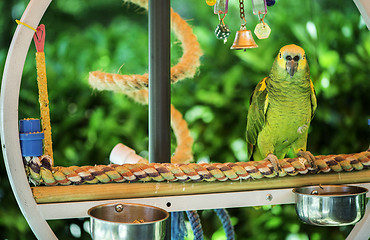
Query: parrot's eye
293 56 300 61
286 55 292 61
279 52 282 58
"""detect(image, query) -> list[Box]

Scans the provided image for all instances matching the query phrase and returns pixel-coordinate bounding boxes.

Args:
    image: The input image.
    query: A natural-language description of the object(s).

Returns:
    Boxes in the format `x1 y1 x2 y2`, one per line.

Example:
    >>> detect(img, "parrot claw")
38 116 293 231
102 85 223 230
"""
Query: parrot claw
264 154 282 175
298 150 318 172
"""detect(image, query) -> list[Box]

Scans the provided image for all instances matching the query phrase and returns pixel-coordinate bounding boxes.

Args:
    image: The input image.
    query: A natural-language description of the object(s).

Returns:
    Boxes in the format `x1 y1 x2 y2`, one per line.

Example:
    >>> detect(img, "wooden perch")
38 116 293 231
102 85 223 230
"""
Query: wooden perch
32 169 370 203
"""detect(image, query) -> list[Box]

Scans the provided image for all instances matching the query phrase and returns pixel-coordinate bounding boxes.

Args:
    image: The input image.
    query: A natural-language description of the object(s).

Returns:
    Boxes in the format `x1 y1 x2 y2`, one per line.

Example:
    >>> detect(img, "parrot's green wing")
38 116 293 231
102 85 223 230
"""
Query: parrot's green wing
246 77 269 160
310 79 317 119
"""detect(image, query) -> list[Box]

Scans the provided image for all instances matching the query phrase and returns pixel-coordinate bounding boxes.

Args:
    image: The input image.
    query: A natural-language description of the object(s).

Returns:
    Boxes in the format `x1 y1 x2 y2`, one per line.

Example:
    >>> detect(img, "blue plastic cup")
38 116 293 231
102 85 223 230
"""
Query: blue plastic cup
19 119 41 133
19 119 44 157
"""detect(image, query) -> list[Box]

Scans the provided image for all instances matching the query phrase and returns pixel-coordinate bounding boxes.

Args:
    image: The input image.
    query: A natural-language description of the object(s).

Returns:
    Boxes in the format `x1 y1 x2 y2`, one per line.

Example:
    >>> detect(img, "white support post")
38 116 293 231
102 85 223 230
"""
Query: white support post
353 0 370 30
346 200 370 240
36 183 370 220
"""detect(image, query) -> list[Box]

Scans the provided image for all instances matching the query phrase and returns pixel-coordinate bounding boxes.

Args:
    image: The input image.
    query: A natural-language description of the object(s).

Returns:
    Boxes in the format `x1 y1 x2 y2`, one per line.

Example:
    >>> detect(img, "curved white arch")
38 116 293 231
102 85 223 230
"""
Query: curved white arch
353 0 370 30
1 1 369 240
0 0 56 239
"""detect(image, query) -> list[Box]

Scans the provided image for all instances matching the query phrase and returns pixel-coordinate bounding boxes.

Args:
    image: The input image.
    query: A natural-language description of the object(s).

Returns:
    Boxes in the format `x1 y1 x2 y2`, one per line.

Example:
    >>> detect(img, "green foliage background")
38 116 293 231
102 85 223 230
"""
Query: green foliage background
0 0 369 239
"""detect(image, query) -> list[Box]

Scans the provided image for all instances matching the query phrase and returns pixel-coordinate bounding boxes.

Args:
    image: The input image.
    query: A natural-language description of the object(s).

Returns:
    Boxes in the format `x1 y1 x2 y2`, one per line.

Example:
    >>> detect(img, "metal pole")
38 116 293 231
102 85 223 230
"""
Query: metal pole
148 0 171 164
148 1 171 239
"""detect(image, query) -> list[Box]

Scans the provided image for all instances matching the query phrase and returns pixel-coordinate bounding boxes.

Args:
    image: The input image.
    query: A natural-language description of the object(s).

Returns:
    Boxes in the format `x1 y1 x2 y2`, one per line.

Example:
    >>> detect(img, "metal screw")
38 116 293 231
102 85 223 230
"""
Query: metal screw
266 194 273 201
115 204 124 212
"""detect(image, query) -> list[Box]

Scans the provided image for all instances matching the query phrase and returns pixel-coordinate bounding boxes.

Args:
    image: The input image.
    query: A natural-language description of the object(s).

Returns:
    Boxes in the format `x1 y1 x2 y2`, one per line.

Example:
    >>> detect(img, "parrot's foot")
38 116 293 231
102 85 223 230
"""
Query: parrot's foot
264 154 282 175
298 150 318 172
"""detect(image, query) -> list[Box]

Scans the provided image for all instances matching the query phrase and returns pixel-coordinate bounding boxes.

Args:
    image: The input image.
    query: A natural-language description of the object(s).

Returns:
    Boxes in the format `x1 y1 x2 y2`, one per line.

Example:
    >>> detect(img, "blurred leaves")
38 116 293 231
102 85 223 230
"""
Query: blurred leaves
0 0 369 239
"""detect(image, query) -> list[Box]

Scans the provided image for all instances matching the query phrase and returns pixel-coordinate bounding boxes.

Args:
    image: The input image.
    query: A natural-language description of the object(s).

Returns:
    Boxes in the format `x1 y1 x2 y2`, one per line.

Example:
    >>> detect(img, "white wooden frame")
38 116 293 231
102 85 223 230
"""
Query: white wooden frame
1 0 369 239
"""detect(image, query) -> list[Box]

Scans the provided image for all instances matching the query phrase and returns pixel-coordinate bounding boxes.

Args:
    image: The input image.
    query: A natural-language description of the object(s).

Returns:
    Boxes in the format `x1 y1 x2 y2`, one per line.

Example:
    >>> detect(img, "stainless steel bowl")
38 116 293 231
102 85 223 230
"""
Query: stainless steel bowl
293 185 368 226
88 203 169 240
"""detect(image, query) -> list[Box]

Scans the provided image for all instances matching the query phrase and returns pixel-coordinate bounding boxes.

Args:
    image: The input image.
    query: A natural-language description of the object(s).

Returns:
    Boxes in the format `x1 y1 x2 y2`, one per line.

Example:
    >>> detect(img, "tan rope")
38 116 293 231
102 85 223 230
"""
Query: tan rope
88 8 202 103
25 151 370 185
171 105 194 164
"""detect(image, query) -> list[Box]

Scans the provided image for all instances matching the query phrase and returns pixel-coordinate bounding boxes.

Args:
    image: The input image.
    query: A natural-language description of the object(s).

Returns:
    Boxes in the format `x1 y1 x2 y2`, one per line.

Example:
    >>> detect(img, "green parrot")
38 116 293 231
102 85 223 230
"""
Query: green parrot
246 44 317 172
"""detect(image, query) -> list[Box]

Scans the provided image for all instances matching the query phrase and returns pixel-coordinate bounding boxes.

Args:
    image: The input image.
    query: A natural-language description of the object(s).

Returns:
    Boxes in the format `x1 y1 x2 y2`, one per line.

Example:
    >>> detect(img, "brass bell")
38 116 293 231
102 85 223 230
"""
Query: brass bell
230 28 258 50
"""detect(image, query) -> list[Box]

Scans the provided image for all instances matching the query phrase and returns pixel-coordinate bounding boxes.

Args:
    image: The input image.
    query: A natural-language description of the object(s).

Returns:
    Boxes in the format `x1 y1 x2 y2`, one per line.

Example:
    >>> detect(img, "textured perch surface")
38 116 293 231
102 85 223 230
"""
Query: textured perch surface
27 151 370 203
32 169 370 204
27 151 370 186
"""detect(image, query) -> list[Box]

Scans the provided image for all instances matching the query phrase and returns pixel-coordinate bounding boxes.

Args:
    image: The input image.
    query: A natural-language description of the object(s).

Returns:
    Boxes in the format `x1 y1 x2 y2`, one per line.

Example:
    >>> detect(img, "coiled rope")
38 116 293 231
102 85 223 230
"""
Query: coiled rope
214 209 235 240
186 210 204 240
25 151 370 186
171 209 235 240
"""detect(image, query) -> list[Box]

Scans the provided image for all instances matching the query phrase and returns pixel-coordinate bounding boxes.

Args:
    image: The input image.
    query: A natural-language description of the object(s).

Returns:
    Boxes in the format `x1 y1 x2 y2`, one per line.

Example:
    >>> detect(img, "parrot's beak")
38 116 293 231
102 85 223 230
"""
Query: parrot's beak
286 60 298 77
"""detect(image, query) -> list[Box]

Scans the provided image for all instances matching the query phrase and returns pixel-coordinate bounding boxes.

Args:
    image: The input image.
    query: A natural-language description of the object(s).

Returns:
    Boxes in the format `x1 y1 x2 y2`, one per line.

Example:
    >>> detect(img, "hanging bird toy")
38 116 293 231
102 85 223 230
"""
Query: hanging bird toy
230 0 258 50
214 0 231 43
207 0 278 48
252 0 271 39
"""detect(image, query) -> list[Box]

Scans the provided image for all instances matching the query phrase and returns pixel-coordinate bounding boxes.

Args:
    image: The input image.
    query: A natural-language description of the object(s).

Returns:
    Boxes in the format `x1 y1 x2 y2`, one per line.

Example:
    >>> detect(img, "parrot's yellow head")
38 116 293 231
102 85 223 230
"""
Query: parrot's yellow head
276 44 307 78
